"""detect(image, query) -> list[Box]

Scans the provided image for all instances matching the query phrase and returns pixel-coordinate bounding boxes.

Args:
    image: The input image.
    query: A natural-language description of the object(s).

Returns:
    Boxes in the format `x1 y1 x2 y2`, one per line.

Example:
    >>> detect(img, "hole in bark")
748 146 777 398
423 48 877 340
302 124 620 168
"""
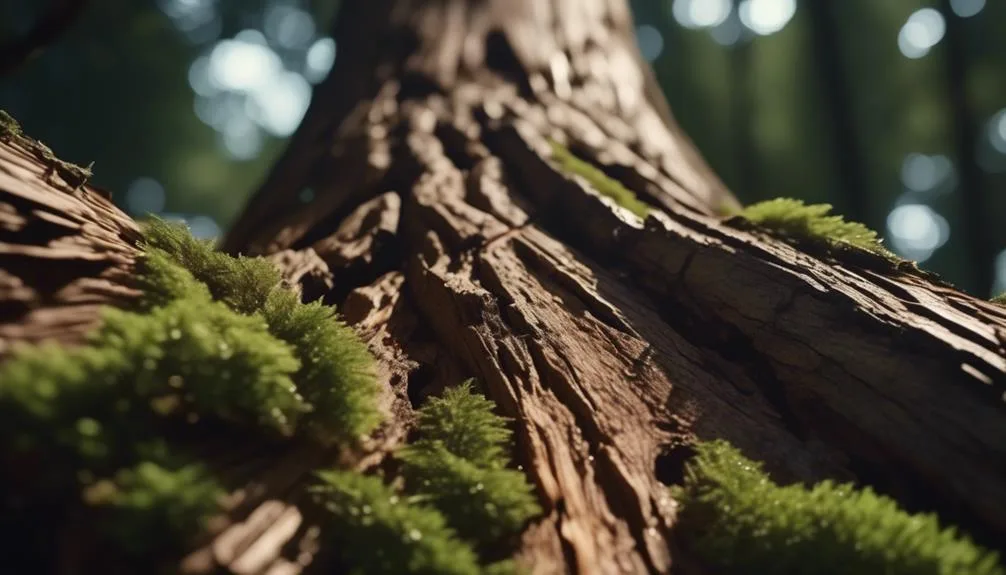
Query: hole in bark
485 29 520 75
0 254 110 297
406 362 436 408
434 123 476 172
655 443 697 487
397 70 444 101
484 29 532 96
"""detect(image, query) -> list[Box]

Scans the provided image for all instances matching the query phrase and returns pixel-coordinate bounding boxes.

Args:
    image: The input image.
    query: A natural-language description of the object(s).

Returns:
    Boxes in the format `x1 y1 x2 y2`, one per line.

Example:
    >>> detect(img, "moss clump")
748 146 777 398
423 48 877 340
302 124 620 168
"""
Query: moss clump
310 381 539 573
1 294 307 441
1 109 22 139
263 289 381 443
0 221 382 560
142 218 282 314
991 293 1006 306
549 141 650 218
85 458 223 558
398 441 540 550
399 381 539 549
672 440 1004 575
311 470 482 575
731 198 894 257
142 219 381 442
0 284 302 554
409 380 514 468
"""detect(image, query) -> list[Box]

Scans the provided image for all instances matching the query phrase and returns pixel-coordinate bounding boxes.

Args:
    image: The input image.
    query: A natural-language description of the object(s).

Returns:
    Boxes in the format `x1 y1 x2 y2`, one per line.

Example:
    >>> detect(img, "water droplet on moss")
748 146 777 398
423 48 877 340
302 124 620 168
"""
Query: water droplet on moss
408 528 422 541
169 328 182 340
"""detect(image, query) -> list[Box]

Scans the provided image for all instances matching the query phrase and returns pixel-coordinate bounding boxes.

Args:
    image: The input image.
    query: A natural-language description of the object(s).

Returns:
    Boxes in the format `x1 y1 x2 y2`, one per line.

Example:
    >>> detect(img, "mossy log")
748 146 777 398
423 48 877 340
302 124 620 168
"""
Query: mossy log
1 0 1005 573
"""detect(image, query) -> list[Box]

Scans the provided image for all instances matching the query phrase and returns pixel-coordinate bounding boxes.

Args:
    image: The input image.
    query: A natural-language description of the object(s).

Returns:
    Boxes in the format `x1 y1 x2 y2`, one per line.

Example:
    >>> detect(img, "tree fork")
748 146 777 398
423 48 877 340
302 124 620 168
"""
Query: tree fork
1 1 1005 573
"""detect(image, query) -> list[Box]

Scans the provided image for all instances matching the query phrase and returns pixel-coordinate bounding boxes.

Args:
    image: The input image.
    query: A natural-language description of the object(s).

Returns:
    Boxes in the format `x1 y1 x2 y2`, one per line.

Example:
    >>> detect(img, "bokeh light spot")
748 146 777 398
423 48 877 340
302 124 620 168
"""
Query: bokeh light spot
208 36 282 92
672 0 731 29
636 25 664 61
886 201 950 262
126 178 166 215
220 116 263 161
246 70 312 137
993 249 1006 297
711 18 744 46
988 109 1006 154
305 37 336 84
949 0 985 18
160 213 221 241
901 153 952 192
898 8 945 59
264 4 316 49
739 0 797 36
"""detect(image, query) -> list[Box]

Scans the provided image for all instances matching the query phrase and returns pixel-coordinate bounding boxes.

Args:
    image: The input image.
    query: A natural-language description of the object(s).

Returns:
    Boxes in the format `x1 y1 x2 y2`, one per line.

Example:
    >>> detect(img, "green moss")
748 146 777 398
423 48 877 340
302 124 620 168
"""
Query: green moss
0 221 383 563
135 246 213 308
398 441 540 549
731 198 895 258
262 290 381 442
310 470 482 575
672 440 1003 575
991 293 1006 306
85 458 223 558
1 109 22 139
1 295 307 440
482 560 521 575
549 141 650 218
141 219 381 442
142 218 282 314
412 380 513 468
400 381 539 549
308 382 539 573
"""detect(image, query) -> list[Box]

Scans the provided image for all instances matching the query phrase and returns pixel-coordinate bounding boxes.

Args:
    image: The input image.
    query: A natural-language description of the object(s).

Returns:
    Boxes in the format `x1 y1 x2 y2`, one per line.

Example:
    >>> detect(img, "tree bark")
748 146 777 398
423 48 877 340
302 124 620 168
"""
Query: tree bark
0 132 140 357
2 1 1006 574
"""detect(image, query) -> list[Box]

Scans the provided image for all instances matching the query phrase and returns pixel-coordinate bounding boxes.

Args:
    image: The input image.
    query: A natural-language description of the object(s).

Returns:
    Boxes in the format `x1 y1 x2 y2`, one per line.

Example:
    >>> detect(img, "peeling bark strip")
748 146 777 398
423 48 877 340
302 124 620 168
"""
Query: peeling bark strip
221 0 1006 573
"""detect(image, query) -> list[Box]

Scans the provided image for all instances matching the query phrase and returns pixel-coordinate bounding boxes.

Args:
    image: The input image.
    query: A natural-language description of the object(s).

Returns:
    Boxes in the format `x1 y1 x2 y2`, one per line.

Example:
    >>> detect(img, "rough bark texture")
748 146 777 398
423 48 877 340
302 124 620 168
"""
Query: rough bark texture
0 133 140 357
2 1 1005 574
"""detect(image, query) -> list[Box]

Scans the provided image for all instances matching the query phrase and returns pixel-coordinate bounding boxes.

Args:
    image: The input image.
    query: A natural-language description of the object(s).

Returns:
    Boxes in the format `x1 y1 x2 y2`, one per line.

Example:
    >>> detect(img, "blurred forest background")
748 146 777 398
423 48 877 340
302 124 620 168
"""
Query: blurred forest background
1 0 1005 296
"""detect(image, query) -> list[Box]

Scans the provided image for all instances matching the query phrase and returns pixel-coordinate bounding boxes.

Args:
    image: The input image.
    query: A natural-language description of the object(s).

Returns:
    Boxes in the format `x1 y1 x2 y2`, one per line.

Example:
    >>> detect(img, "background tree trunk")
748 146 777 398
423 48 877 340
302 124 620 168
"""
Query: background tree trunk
2 1 1006 573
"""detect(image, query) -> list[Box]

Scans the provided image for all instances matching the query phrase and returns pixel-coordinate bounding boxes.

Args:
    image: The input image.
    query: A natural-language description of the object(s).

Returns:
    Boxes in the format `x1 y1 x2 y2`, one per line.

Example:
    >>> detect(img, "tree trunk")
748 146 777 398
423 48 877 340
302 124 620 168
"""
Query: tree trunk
2 1 1006 573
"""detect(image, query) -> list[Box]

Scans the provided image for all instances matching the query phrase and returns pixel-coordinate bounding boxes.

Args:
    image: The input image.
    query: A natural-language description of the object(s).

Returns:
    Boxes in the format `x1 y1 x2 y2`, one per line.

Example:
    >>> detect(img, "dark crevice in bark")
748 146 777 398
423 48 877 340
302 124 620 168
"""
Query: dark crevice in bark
653 443 696 488
405 360 437 409
655 288 811 441
484 29 534 95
